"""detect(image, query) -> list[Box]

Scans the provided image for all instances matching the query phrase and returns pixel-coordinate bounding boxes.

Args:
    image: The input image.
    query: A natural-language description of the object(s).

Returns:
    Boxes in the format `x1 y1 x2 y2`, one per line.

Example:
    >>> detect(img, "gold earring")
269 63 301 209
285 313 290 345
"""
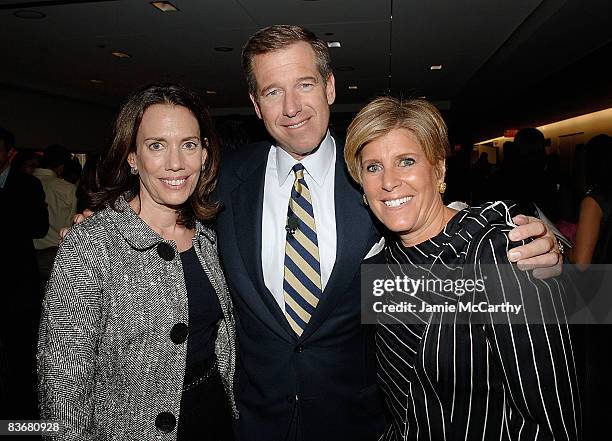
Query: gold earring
362 194 369 206
438 182 447 194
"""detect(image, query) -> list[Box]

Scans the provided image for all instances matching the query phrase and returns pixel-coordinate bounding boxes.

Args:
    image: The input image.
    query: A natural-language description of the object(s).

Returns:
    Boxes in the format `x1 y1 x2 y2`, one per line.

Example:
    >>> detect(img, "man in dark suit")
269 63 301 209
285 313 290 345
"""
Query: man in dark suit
0 126 48 419
215 25 563 441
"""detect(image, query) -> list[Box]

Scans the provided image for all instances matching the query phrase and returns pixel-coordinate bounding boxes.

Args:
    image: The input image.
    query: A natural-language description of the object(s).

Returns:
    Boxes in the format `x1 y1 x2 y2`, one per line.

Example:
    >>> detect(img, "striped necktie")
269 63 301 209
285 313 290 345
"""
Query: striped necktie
283 163 322 336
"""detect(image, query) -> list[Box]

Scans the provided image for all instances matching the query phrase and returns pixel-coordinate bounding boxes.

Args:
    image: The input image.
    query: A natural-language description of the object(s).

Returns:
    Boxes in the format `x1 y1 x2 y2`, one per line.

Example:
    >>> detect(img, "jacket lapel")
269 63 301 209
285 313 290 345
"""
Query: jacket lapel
231 145 296 340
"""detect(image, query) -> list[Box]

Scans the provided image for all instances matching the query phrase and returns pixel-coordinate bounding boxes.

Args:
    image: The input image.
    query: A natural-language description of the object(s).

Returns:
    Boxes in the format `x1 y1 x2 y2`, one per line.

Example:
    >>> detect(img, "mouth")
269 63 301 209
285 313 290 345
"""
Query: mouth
159 176 189 188
382 196 413 208
284 118 309 129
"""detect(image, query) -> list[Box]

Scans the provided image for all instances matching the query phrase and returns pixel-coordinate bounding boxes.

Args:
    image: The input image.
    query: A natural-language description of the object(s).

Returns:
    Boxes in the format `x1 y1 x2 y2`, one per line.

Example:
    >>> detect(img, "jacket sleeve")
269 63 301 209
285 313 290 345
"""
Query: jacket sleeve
37 224 106 440
476 230 581 441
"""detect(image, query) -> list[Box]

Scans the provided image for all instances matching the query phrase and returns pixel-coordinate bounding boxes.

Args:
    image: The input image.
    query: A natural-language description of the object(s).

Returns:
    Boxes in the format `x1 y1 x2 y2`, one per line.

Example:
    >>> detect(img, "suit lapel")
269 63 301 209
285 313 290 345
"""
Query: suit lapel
231 144 296 340
300 137 378 341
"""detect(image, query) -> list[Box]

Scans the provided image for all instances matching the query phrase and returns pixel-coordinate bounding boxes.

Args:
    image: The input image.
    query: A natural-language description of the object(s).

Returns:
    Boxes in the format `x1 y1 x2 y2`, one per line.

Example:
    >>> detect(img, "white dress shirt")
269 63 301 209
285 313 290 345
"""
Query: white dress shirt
262 131 337 312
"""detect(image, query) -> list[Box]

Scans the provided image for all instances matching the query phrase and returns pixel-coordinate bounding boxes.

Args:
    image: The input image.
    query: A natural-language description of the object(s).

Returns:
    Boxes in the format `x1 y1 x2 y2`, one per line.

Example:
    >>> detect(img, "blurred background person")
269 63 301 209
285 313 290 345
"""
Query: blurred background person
0 126 48 420
11 149 40 175
32 144 77 285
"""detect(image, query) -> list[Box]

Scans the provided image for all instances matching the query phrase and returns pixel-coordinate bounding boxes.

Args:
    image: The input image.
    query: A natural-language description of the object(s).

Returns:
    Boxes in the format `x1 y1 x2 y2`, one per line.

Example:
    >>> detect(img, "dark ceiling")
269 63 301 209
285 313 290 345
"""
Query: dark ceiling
1 0 610 140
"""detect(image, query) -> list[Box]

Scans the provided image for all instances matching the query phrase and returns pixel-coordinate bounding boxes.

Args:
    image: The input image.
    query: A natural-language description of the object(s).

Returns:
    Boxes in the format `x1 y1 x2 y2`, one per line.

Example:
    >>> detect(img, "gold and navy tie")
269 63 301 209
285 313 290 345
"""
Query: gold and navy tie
283 163 322 336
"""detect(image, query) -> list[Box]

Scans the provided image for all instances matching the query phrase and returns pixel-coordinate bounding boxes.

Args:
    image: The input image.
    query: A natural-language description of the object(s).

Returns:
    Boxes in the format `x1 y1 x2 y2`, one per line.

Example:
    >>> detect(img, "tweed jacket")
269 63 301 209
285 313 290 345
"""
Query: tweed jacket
37 195 237 440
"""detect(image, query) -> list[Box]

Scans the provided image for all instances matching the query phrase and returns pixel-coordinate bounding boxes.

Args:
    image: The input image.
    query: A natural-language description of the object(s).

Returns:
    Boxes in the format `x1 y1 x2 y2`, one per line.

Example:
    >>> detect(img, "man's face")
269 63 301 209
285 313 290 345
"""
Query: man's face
249 41 336 160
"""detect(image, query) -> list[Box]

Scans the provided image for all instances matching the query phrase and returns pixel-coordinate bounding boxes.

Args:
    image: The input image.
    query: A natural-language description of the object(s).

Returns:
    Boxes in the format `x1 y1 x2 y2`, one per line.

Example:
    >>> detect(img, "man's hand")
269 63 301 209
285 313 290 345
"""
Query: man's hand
59 209 94 240
507 215 562 279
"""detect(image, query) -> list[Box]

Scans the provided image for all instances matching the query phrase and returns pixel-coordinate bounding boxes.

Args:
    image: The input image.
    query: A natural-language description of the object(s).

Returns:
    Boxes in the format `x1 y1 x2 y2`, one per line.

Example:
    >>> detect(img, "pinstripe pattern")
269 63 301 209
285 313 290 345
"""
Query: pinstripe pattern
375 201 581 441
283 164 322 335
37 195 237 440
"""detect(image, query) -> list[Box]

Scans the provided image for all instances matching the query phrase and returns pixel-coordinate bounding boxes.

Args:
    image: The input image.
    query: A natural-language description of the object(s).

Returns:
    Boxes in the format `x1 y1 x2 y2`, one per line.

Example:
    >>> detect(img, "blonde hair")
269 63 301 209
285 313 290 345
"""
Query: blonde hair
344 96 450 183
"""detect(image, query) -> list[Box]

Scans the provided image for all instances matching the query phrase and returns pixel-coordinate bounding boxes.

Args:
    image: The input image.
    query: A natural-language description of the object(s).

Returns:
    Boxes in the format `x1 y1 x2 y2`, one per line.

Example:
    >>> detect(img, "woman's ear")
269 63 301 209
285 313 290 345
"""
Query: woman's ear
436 159 446 182
127 152 137 169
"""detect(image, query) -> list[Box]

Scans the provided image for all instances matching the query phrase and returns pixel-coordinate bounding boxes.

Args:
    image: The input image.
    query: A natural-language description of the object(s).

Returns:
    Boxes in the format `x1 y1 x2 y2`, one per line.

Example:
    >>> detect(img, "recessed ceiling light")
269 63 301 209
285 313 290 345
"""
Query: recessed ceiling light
112 51 131 58
214 47 233 52
430 65 443 70
206 90 217 95
13 10 46 19
326 41 341 48
150 1 179 12
418 96 426 99
348 85 358 90
90 79 104 84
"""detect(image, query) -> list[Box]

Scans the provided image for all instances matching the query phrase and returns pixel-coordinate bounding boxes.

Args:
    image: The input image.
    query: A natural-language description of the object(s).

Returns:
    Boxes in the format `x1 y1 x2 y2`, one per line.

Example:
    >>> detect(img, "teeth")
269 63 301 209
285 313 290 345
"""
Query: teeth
287 120 307 129
384 196 412 207
161 178 186 186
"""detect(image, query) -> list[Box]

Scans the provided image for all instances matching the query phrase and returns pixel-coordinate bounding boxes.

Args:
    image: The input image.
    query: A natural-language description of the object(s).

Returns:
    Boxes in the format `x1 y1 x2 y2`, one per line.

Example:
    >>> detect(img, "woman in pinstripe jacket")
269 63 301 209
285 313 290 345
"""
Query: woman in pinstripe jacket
344 97 580 440
37 84 237 440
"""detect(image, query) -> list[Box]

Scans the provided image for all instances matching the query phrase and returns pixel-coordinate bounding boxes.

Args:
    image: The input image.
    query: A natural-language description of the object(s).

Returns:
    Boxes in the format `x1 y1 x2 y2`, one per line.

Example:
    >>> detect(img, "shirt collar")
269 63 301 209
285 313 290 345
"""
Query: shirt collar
275 130 335 187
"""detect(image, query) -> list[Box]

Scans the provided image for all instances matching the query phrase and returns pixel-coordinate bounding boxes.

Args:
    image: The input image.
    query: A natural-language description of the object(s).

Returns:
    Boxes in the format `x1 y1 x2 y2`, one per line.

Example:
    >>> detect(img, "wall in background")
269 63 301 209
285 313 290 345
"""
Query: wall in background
0 84 116 153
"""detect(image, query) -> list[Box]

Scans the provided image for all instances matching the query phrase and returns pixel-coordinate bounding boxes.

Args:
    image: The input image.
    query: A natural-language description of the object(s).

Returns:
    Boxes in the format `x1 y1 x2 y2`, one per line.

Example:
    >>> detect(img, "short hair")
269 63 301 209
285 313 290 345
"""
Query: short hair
41 144 72 169
241 24 332 97
0 126 15 153
89 83 220 226
344 96 450 184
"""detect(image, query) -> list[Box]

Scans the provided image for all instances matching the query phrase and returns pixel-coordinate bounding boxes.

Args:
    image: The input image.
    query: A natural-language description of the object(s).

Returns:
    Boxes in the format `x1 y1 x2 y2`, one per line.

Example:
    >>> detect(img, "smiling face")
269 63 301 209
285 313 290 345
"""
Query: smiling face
360 128 446 246
249 41 336 159
127 103 206 211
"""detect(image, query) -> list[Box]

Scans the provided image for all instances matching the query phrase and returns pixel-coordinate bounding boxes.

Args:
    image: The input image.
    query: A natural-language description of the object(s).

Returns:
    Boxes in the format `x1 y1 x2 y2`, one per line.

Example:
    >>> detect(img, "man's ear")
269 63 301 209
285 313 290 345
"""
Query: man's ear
249 94 262 119
325 73 336 106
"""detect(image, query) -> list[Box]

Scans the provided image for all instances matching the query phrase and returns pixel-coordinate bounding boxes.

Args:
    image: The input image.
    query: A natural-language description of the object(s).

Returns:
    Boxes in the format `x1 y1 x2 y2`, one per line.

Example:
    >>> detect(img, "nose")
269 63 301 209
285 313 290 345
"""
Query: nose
381 167 401 192
165 145 184 171
283 89 301 118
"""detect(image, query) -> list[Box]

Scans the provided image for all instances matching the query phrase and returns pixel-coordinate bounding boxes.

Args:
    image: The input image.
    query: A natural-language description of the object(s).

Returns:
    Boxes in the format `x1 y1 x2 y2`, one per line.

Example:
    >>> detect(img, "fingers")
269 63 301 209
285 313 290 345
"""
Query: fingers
59 227 70 240
507 236 557 263
508 216 546 241
83 209 94 218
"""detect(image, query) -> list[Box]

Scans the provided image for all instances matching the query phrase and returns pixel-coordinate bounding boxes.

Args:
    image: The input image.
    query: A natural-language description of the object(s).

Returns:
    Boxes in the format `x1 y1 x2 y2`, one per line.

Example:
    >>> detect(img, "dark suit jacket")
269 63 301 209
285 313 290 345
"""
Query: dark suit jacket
215 137 386 441
0 166 48 418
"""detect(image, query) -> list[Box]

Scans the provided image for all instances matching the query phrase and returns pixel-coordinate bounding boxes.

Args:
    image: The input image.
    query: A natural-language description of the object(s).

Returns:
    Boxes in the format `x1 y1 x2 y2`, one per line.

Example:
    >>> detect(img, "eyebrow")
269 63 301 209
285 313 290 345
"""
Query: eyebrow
260 76 319 94
143 136 200 143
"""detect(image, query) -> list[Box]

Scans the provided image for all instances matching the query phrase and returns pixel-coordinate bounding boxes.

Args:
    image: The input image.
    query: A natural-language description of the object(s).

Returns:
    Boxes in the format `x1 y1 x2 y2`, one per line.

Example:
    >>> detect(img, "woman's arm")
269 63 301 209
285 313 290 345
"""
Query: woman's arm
568 196 602 268
37 225 106 440
476 231 580 441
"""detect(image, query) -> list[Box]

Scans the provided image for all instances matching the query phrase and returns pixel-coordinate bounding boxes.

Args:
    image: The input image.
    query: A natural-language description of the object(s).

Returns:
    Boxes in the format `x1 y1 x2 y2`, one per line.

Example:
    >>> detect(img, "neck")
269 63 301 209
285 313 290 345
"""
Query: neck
399 201 457 247
129 191 183 238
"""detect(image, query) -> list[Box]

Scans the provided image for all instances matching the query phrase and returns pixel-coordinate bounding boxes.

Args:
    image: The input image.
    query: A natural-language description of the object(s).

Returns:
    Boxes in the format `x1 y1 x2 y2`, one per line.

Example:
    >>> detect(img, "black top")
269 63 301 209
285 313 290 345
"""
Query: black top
372 201 580 441
180 246 222 382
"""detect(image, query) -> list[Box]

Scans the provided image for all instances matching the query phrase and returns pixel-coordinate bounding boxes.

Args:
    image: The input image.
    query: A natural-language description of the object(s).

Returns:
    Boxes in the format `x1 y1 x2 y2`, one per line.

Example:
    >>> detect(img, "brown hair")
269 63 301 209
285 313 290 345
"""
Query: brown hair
344 96 450 183
89 83 220 227
241 24 332 97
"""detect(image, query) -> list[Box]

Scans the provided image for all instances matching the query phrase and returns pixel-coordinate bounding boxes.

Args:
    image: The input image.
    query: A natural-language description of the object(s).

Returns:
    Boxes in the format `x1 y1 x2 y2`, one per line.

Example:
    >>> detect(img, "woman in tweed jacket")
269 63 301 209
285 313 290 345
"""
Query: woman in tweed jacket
37 84 237 440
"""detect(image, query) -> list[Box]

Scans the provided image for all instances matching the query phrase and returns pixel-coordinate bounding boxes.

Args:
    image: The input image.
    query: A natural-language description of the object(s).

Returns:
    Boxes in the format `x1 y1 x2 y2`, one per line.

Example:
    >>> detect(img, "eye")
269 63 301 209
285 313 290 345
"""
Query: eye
148 142 164 151
265 88 281 97
299 82 315 91
183 141 199 150
398 157 415 167
364 163 382 173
